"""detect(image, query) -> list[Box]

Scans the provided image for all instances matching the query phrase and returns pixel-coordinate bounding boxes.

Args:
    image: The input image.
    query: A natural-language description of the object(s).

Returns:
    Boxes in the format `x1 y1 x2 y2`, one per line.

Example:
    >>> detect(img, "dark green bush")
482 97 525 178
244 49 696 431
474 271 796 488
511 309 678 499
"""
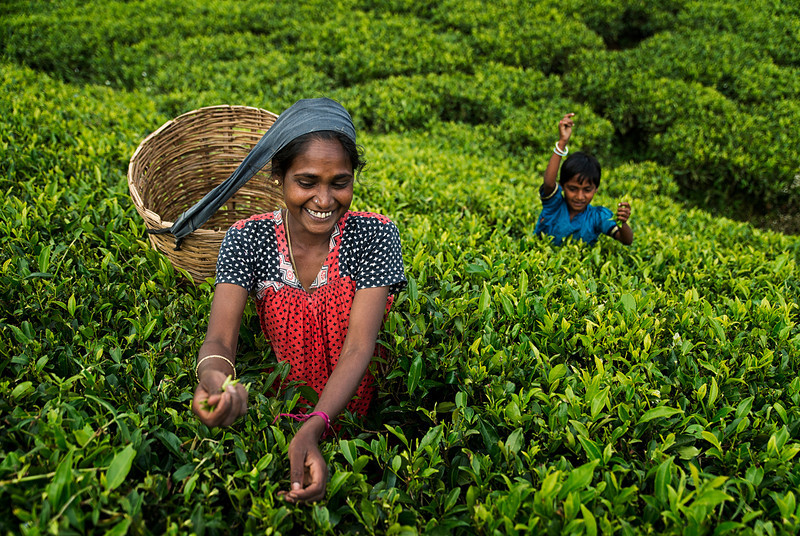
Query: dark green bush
565 48 800 213
619 31 800 105
339 65 565 134
561 0 686 49
675 0 800 66
429 0 604 74
294 11 473 86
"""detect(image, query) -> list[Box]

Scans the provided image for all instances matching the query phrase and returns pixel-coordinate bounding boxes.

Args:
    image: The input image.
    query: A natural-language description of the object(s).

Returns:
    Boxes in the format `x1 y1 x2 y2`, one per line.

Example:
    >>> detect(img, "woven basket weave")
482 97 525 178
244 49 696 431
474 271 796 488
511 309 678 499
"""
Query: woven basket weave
128 105 282 281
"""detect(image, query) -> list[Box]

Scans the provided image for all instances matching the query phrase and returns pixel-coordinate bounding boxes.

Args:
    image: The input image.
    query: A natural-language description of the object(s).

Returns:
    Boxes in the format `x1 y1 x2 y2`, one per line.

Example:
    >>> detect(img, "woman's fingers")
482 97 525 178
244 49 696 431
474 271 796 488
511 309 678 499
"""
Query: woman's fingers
288 480 326 503
220 384 248 426
194 390 228 427
191 386 211 417
288 441 308 492
192 378 248 428
301 453 328 500
213 385 246 427
281 439 329 504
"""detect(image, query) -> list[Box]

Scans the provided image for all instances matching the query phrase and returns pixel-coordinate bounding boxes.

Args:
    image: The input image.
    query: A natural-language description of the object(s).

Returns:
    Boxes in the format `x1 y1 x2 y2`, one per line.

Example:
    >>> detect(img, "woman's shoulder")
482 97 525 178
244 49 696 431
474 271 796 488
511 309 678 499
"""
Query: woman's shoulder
343 210 395 227
339 211 401 244
338 210 403 261
228 210 281 232
221 210 280 254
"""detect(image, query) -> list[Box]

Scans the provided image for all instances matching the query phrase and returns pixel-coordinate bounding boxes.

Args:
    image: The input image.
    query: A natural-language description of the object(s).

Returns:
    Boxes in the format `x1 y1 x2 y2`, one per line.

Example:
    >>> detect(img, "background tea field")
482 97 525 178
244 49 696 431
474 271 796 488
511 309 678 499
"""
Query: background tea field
1 0 799 534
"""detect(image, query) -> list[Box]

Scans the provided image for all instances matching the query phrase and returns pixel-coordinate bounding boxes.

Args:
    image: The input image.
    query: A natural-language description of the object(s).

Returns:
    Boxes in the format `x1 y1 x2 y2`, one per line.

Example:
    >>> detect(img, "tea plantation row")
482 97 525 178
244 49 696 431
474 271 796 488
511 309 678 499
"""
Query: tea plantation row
2 0 799 223
2 0 800 534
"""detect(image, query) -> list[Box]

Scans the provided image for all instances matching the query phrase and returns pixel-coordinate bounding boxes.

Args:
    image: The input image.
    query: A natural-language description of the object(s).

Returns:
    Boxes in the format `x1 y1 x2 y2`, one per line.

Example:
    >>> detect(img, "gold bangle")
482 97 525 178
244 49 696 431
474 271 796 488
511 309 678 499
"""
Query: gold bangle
195 354 236 381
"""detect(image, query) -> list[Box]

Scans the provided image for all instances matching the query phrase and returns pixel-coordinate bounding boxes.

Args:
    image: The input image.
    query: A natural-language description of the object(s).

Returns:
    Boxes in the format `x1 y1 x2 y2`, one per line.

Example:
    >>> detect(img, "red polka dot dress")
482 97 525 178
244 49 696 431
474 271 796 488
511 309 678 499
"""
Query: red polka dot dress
215 210 406 416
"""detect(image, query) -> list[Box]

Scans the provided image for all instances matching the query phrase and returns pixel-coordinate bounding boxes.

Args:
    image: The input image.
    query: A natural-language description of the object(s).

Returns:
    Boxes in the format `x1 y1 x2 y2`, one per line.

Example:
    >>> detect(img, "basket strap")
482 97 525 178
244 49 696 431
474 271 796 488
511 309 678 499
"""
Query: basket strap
147 227 184 250
159 98 356 247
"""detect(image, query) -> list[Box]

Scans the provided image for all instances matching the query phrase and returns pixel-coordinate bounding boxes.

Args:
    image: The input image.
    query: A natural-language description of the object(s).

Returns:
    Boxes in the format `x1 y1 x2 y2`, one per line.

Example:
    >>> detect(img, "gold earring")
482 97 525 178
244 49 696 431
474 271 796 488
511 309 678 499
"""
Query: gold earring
273 179 280 186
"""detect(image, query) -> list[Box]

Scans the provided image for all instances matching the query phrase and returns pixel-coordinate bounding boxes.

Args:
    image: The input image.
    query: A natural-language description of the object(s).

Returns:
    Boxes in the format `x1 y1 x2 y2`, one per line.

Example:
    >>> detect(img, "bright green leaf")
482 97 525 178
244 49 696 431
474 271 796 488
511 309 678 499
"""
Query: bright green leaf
106 445 136 492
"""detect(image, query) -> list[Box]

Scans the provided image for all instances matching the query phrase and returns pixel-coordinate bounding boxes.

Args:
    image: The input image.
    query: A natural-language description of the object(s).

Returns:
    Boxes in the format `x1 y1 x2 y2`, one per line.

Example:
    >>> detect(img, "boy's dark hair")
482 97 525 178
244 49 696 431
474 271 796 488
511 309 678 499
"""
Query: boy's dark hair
559 151 601 188
271 130 366 179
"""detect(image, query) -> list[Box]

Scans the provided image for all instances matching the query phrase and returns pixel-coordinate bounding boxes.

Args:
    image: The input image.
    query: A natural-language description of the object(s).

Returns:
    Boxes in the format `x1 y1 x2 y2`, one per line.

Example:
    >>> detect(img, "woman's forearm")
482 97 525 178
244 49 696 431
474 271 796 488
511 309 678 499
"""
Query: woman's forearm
294 348 372 441
298 286 390 436
315 349 373 418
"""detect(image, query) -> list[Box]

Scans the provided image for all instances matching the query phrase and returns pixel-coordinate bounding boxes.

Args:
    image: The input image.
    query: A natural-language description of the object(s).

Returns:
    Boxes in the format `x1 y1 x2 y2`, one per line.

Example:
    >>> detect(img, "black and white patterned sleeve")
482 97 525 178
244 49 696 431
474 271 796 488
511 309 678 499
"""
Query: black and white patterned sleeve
356 219 407 295
215 222 256 292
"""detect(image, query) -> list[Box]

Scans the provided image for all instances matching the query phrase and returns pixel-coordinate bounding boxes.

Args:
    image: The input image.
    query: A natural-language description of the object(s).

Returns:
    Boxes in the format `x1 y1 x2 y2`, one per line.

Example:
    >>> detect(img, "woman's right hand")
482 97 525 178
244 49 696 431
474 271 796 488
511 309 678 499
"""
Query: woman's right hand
191 367 248 427
558 113 575 148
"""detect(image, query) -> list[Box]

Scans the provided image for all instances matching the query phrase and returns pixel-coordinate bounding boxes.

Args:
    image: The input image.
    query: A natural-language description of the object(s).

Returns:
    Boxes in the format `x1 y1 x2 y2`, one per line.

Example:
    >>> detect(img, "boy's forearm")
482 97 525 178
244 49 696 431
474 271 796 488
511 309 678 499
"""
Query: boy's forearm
616 223 633 245
542 151 563 195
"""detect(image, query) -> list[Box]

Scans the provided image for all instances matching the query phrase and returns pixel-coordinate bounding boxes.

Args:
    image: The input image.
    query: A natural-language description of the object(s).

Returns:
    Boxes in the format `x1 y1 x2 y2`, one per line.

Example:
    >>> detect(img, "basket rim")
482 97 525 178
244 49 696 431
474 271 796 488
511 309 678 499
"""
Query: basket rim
127 104 280 234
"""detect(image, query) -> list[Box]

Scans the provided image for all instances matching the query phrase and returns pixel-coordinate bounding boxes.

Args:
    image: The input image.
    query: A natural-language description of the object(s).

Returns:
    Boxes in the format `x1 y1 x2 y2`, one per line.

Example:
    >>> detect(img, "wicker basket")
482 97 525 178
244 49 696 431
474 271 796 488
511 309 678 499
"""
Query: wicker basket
128 105 282 281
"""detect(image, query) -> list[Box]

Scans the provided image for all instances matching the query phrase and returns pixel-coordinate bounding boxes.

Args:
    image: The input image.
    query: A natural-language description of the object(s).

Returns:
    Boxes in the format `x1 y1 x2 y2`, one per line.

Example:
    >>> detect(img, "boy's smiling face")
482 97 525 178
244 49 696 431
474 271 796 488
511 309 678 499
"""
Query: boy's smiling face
562 174 597 218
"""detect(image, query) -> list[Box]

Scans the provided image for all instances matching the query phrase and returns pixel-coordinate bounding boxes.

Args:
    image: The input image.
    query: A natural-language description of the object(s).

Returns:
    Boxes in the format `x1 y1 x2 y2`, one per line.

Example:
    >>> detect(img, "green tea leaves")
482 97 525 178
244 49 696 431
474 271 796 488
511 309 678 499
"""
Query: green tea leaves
11 381 33 399
37 245 51 274
105 445 136 492
407 353 424 393
2 1 800 534
561 460 600 499
637 406 684 425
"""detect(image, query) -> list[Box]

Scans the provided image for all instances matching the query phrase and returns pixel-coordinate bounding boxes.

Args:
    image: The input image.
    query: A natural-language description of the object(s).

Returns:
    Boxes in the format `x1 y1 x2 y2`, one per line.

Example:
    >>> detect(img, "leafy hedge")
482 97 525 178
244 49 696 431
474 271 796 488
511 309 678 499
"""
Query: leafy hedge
3 0 798 219
2 0 800 534
564 46 800 213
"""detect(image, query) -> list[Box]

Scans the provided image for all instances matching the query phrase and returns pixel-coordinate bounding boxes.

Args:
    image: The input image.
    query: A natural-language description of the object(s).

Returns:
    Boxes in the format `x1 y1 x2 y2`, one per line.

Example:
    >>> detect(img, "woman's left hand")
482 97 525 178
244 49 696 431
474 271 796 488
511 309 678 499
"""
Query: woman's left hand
276 287 389 504
278 422 328 503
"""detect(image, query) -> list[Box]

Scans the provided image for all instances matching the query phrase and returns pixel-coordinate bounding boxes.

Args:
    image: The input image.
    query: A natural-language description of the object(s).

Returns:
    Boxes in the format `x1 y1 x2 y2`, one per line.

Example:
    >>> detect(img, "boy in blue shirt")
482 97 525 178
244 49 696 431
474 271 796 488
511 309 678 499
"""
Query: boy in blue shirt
535 113 633 246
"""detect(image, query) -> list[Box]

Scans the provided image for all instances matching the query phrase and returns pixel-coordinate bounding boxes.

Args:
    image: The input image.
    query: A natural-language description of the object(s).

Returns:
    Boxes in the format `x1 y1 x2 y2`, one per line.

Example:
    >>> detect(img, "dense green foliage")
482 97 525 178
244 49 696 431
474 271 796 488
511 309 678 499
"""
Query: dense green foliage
1 1 799 534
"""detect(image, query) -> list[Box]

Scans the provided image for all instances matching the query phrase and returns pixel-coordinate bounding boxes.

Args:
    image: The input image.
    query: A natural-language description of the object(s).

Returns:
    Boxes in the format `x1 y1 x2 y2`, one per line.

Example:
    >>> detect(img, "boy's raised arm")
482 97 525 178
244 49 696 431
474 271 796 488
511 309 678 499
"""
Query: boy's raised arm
542 113 575 196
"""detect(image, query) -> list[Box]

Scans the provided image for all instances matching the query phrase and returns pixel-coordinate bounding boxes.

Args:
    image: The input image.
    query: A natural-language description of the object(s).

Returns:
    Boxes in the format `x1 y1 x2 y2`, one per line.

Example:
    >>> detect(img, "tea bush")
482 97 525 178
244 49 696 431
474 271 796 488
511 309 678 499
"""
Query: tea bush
3 0 799 219
560 0 685 49
564 47 800 213
622 31 800 104
426 0 605 75
2 0 800 534
674 0 800 66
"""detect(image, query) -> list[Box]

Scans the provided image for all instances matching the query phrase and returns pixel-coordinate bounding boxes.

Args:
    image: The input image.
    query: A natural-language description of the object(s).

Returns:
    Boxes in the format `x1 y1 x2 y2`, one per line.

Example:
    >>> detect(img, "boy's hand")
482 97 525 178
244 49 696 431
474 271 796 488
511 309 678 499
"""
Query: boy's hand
616 202 631 224
558 113 575 148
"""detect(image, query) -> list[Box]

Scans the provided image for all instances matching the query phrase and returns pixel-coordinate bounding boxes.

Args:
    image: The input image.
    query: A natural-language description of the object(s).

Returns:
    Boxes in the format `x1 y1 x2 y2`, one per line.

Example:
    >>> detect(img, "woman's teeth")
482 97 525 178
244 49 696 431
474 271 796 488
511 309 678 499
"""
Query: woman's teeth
307 208 332 219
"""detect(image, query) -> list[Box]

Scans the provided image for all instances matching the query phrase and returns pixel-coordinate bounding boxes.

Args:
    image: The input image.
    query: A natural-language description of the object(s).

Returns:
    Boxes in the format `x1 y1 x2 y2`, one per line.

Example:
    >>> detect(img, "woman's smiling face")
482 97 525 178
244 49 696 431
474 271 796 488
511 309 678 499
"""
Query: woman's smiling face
280 137 354 239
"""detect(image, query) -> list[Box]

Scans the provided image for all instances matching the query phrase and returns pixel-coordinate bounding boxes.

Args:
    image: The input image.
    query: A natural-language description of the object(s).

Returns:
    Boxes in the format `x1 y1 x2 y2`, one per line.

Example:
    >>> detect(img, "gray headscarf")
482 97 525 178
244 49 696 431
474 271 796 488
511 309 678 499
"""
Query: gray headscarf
150 97 356 248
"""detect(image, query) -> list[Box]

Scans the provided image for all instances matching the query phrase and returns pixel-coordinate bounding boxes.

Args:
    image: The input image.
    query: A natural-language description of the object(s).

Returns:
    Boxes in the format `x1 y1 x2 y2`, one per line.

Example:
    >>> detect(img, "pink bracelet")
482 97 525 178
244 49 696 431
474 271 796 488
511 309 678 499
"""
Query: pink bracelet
273 411 332 436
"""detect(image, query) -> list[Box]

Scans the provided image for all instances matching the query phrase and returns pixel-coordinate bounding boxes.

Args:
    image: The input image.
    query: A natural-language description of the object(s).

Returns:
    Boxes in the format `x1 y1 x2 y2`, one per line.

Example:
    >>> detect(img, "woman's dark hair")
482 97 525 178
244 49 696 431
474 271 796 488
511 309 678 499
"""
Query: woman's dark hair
559 151 601 188
271 130 366 179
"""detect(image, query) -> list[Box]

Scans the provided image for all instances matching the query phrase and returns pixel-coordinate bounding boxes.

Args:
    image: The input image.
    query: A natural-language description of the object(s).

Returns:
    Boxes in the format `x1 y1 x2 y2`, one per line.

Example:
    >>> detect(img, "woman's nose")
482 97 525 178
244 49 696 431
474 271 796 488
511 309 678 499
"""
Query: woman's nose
315 187 332 207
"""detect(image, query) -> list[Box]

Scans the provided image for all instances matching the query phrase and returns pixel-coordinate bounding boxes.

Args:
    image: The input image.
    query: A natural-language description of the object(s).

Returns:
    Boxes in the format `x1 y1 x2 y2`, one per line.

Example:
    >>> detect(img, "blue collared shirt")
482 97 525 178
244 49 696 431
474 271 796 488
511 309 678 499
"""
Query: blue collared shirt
535 185 619 245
